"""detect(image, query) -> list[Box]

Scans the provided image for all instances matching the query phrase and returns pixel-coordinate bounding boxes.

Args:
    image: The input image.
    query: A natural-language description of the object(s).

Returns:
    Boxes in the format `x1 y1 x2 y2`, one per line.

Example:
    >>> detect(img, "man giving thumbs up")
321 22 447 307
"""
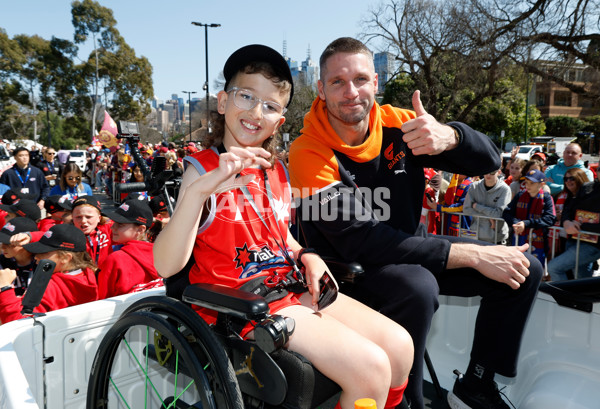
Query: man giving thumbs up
288 37 542 409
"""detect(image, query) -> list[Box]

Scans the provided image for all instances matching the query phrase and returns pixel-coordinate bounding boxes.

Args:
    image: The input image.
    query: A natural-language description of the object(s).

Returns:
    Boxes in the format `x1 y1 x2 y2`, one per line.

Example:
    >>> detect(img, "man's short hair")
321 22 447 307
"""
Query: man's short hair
319 37 373 79
13 147 29 157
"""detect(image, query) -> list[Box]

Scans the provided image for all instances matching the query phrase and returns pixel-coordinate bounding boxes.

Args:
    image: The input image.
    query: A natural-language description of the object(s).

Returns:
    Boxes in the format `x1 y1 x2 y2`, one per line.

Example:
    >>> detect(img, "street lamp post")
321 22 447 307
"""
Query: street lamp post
182 90 196 142
191 22 221 135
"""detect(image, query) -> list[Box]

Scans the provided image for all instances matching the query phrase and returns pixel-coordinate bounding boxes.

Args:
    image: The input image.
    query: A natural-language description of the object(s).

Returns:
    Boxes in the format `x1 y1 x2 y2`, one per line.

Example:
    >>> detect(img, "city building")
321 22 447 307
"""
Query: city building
374 52 397 94
530 61 600 119
284 41 318 91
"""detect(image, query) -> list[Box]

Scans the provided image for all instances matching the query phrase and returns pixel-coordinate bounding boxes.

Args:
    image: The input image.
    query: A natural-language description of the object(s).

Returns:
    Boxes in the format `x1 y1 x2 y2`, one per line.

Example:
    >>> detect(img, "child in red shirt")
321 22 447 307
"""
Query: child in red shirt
97 199 161 299
38 195 72 232
71 195 113 266
0 224 97 324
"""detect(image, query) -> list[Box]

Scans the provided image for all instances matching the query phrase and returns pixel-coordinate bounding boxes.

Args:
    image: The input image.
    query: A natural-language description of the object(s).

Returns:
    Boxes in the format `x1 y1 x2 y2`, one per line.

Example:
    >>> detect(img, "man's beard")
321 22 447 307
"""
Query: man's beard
334 100 370 125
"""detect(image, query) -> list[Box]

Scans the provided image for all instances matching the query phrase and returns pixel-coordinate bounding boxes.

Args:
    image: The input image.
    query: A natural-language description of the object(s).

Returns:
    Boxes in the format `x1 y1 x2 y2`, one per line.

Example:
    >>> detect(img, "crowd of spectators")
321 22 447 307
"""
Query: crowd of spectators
0 139 199 324
423 142 599 281
0 135 597 327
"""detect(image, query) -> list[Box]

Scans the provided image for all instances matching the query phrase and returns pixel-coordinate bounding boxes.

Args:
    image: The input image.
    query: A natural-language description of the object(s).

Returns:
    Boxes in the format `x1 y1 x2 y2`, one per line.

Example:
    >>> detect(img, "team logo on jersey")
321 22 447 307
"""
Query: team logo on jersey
384 143 395 160
385 142 406 171
234 243 288 279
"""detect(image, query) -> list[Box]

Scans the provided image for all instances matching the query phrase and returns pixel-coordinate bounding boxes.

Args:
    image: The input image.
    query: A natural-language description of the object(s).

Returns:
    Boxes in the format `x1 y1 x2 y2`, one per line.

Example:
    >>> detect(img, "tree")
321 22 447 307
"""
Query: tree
71 0 153 133
380 72 414 109
280 85 318 141
545 115 586 138
362 0 600 128
361 0 526 122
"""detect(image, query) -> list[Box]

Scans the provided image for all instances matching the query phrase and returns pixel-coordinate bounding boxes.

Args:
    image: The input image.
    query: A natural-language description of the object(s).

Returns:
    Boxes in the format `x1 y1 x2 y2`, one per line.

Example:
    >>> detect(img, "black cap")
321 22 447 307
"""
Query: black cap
149 194 168 215
1 189 34 205
0 217 38 244
71 195 103 213
23 224 86 253
223 44 294 107
106 199 153 228
0 199 41 221
44 195 73 213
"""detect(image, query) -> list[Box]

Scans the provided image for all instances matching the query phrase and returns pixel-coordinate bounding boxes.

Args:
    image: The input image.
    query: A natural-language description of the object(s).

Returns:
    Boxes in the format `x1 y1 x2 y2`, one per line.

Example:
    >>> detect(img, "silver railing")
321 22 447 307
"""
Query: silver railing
429 210 599 278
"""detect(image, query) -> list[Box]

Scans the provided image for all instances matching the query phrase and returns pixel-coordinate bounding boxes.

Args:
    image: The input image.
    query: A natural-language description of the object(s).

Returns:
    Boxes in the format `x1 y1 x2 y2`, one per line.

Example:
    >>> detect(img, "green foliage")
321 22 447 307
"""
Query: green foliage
280 85 318 141
465 76 545 144
544 116 586 138
381 73 414 109
582 115 600 136
0 1 153 147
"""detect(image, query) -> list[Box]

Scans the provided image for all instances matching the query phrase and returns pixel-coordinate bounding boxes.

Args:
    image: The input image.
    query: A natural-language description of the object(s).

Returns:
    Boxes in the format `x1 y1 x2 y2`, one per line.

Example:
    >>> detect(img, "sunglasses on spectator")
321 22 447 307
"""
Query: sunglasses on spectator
67 176 81 181
46 152 56 155
564 176 576 182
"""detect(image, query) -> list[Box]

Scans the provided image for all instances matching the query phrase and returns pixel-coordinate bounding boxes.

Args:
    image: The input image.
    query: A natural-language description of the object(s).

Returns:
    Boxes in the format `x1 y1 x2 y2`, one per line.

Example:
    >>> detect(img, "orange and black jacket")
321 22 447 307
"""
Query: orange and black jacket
288 99 500 276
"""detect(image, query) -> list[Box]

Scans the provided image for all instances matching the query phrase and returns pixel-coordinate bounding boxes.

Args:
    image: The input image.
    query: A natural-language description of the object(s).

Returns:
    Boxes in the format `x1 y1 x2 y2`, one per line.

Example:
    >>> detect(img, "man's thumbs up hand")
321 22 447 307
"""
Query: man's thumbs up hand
412 90 428 117
401 90 459 156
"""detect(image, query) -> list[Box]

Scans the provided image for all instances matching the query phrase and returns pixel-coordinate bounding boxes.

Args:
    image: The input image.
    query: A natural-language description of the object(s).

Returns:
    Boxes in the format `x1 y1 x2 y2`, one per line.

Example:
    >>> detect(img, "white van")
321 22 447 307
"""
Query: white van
66 150 87 172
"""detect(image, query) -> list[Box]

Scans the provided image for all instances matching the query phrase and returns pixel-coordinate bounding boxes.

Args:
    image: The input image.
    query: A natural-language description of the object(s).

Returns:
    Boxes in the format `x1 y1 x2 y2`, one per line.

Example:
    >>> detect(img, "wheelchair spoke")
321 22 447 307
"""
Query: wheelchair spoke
119 333 169 408
88 298 243 409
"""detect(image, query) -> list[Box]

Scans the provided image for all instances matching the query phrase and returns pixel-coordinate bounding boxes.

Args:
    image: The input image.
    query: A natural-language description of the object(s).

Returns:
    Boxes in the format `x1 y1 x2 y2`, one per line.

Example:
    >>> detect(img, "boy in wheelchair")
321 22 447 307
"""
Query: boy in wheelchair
154 44 413 409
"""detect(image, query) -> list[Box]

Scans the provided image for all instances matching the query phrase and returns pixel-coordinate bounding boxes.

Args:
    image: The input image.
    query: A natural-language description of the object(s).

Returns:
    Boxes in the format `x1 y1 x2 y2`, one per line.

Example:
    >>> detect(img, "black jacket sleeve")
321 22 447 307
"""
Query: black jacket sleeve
412 122 501 176
299 184 451 276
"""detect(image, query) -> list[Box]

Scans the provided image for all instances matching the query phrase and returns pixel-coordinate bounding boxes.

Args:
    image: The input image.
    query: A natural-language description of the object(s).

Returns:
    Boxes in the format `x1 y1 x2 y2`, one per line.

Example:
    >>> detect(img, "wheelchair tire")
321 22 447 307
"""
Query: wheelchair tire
87 308 242 409
119 296 243 407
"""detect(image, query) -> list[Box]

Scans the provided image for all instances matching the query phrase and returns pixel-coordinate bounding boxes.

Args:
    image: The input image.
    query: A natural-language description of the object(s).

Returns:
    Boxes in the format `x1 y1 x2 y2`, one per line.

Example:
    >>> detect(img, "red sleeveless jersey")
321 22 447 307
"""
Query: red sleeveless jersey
185 148 295 290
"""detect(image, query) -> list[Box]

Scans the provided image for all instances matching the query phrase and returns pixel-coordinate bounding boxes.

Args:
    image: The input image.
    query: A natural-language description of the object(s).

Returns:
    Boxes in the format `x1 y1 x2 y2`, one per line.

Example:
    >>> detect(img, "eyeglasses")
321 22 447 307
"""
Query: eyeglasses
46 152 56 155
67 176 81 181
227 87 287 117
564 176 576 182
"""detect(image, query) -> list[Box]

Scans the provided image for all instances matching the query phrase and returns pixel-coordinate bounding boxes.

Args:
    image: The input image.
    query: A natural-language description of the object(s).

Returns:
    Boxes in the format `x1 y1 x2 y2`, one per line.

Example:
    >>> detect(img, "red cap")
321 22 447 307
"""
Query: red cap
532 152 546 161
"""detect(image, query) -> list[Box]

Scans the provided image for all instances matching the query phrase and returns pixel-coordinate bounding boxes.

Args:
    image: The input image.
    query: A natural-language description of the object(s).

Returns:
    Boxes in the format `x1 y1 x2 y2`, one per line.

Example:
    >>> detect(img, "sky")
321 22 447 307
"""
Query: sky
1 0 383 102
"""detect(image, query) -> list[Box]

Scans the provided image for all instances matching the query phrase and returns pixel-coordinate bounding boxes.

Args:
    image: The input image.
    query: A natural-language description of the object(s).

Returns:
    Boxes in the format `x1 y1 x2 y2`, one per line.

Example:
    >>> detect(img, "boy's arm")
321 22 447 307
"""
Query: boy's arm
523 194 557 228
153 147 271 278
475 187 512 219
502 194 520 226
461 190 479 216
152 166 214 278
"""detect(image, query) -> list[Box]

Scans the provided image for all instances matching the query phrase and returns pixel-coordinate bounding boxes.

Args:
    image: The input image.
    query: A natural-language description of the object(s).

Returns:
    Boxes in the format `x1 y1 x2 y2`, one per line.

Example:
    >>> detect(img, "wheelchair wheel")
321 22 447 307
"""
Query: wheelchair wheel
87 308 242 409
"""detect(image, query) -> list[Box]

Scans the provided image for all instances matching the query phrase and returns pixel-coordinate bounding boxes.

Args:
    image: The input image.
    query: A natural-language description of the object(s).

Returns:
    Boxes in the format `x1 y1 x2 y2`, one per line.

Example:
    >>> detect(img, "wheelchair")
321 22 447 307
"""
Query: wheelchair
85 258 364 409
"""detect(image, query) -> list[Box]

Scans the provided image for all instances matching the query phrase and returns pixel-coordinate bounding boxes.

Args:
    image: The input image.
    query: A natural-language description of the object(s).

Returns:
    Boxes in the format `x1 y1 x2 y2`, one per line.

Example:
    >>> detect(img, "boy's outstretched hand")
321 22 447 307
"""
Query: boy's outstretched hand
192 146 272 196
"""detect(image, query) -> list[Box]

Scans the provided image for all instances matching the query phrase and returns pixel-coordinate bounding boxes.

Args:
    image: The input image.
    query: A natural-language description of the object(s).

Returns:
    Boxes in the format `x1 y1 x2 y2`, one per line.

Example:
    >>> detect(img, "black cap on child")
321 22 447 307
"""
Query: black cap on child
105 200 153 228
0 217 38 244
0 199 41 221
223 44 294 107
44 195 73 213
23 224 86 253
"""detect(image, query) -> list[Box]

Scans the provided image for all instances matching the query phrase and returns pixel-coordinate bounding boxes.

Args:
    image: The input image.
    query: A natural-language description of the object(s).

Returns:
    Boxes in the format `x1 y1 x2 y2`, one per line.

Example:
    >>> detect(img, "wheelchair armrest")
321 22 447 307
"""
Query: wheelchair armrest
320 256 365 283
182 283 269 321
540 276 600 313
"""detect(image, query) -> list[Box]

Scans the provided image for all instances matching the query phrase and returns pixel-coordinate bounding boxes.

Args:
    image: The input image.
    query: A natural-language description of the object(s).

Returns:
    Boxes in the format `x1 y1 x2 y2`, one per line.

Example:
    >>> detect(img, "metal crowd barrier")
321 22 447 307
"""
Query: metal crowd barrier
430 210 600 278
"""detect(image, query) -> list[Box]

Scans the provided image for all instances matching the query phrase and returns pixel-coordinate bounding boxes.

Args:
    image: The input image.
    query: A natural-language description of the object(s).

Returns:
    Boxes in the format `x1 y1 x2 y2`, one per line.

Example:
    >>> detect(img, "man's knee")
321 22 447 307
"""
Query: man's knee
363 264 440 319
524 252 544 286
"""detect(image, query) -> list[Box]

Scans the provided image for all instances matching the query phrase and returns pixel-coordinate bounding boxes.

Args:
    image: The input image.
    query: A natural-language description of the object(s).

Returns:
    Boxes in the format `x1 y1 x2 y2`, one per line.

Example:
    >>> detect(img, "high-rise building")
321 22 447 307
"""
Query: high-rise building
300 45 318 90
284 43 319 91
374 52 397 94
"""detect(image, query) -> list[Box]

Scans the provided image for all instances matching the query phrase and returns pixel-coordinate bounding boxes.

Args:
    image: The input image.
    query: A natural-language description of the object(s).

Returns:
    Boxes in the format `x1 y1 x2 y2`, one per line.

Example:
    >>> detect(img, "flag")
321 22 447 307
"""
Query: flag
97 111 119 147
